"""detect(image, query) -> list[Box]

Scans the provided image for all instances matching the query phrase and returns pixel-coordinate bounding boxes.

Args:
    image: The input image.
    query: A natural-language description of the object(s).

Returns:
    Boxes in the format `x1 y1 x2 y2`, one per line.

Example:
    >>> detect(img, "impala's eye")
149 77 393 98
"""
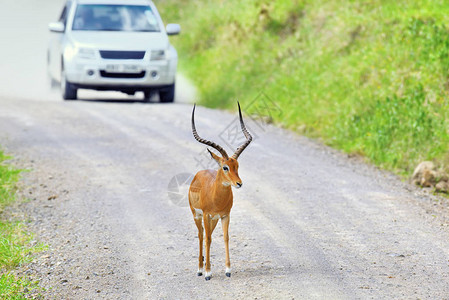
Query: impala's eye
223 166 229 172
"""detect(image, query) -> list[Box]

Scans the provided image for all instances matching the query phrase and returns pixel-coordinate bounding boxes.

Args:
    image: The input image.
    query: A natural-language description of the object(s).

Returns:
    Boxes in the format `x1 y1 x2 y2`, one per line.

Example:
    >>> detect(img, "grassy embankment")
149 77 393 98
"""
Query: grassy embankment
0 151 42 299
158 0 449 177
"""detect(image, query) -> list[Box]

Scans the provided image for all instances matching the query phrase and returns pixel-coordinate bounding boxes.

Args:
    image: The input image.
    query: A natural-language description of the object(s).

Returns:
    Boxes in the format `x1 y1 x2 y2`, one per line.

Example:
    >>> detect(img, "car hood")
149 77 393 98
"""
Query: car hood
69 31 169 50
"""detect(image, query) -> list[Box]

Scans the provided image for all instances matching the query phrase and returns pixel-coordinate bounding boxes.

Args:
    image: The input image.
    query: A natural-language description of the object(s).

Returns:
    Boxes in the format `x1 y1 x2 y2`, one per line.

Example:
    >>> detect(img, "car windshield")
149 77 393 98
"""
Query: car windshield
72 4 160 32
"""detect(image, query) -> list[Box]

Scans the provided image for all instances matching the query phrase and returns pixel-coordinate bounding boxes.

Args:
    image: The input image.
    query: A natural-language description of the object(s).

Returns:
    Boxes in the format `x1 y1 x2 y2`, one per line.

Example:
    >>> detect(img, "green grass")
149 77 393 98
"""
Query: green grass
0 150 43 299
0 152 21 212
157 0 449 177
0 273 39 300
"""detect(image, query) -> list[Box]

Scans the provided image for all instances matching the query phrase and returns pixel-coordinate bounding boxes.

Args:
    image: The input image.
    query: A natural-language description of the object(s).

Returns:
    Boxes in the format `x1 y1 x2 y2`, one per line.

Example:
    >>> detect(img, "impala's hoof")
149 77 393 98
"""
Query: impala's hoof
225 267 231 277
205 271 211 281
197 272 203 276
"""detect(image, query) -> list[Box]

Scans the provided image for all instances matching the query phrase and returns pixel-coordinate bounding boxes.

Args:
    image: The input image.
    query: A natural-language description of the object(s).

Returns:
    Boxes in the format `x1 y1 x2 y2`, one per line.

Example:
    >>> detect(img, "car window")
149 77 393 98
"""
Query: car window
72 4 160 32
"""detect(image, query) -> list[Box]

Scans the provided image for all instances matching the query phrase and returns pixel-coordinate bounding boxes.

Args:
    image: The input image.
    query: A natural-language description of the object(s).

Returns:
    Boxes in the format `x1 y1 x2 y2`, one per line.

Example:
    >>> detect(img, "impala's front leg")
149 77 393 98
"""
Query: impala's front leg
203 214 219 281
194 217 204 276
203 214 213 280
222 215 231 277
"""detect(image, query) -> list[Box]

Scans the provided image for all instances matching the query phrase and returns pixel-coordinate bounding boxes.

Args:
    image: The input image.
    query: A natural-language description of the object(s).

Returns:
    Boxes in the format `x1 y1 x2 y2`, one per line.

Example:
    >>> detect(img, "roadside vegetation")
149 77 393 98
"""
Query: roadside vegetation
0 150 42 299
158 0 449 178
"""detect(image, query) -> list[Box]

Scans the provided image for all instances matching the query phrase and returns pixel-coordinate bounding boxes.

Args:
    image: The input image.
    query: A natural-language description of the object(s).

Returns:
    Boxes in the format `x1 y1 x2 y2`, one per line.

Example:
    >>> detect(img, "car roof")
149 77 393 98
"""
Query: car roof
74 0 152 5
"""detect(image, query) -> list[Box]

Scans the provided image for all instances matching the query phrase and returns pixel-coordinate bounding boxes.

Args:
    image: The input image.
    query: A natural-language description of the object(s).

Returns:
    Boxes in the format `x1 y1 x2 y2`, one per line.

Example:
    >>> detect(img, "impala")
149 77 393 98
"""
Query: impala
189 103 252 281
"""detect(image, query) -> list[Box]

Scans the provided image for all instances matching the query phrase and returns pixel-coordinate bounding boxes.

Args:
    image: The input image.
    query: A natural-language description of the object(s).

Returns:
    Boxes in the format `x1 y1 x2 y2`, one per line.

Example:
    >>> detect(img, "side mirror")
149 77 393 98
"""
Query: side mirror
166 24 180 36
48 22 65 33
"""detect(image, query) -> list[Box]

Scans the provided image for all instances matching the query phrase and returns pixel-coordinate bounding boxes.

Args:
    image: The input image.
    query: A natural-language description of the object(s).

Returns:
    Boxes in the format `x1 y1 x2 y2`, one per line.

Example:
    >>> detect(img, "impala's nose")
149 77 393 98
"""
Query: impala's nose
235 182 242 188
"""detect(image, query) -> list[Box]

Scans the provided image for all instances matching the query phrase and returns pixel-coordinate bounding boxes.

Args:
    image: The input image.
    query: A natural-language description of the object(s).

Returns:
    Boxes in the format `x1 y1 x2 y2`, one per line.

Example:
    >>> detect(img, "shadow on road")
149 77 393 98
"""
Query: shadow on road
74 98 155 104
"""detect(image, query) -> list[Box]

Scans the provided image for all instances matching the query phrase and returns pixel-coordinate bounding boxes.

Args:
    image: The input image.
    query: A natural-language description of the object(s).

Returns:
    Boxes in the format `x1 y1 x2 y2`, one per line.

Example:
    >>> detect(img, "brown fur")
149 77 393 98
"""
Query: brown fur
189 103 251 279
189 153 242 279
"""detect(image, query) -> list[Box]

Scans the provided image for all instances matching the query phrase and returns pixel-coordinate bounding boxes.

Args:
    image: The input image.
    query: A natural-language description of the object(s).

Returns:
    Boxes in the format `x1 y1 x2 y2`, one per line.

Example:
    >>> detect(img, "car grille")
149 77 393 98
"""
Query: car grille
100 71 146 78
99 50 146 60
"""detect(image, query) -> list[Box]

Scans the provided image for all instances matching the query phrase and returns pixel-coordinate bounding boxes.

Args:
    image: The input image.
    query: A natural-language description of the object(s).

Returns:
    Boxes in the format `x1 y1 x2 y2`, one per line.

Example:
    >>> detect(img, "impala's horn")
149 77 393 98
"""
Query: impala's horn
232 102 252 159
191 104 229 159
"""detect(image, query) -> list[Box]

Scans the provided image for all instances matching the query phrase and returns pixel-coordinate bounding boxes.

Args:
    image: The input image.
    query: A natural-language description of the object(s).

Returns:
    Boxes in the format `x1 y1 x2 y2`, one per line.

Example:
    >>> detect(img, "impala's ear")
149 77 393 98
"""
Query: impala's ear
207 148 221 163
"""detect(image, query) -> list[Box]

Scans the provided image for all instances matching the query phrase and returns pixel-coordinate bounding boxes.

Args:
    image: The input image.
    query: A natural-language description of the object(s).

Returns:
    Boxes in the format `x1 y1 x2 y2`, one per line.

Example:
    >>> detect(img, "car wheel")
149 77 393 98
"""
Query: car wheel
47 53 59 90
143 90 152 103
47 73 59 90
61 68 77 100
159 83 175 103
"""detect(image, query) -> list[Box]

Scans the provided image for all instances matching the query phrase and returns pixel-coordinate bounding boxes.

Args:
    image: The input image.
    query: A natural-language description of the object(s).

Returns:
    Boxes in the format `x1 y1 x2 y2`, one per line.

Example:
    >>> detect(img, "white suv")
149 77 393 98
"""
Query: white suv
48 0 180 102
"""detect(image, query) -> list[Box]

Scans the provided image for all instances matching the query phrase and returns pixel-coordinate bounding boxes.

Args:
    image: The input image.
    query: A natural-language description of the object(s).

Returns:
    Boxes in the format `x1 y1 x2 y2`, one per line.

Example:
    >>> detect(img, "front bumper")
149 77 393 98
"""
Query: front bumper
64 55 177 92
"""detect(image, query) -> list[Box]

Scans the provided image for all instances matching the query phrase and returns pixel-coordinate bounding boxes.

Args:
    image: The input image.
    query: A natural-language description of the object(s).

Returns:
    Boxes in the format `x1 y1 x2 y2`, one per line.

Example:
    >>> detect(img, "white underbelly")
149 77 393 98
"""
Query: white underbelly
193 208 221 221
210 214 220 220
194 208 203 220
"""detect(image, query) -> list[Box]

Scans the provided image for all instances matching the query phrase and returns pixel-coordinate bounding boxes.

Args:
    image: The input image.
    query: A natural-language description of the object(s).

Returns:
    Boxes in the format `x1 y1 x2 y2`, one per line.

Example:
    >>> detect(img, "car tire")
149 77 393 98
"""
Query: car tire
47 72 59 90
61 68 77 100
143 90 152 103
50 77 59 90
159 83 175 103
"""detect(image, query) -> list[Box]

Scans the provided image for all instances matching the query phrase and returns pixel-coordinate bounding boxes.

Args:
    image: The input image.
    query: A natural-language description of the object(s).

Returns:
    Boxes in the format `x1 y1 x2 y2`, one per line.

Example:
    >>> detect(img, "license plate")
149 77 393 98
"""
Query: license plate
105 64 141 73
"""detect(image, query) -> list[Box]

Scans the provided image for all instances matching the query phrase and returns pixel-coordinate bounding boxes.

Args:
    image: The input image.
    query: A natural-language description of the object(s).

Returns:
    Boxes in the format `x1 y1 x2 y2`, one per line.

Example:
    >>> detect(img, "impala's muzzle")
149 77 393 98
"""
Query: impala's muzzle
235 182 242 189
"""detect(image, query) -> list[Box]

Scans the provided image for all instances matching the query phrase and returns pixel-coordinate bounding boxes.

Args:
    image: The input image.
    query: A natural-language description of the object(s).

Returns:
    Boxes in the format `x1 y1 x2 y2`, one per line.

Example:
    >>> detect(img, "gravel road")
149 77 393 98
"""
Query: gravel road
2 98 449 299
2 0 449 299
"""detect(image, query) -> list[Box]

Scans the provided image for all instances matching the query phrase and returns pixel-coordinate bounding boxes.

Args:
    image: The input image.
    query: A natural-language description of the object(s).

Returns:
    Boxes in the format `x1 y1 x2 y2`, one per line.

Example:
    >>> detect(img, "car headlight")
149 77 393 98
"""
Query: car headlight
64 44 77 61
77 48 96 60
150 50 166 61
64 45 96 61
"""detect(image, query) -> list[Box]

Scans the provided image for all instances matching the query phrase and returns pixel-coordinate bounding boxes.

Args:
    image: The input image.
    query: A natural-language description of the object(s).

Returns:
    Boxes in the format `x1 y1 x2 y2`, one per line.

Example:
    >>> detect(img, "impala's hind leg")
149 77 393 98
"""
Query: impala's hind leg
222 215 231 277
194 217 204 276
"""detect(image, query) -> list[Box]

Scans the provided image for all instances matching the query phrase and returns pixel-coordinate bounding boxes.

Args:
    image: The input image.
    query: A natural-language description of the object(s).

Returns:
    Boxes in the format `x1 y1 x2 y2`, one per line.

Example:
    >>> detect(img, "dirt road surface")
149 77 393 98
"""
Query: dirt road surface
2 0 449 299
